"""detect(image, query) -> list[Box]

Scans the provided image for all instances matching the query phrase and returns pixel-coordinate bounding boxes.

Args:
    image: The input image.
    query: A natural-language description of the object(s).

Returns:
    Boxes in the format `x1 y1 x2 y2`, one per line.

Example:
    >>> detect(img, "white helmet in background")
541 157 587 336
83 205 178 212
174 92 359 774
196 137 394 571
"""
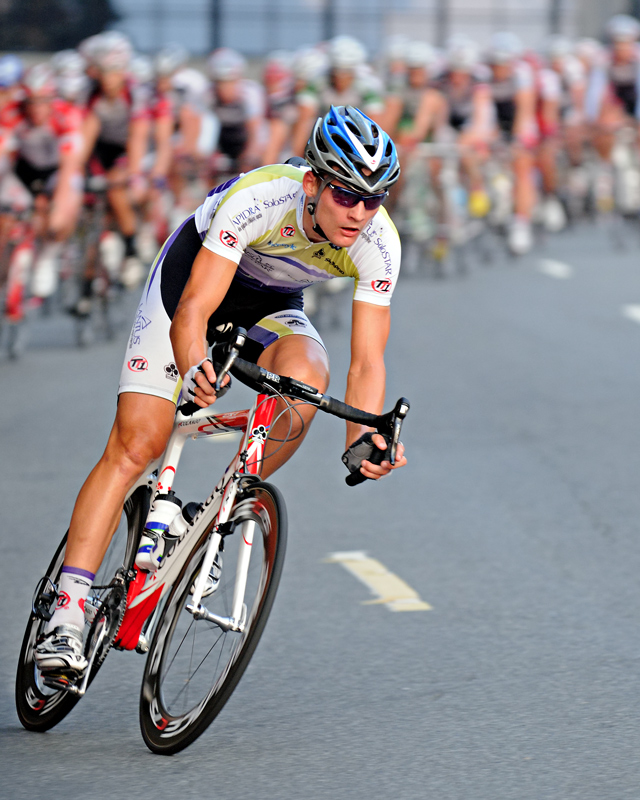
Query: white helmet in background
606 14 640 42
328 35 366 70
447 35 480 72
208 48 246 81
58 74 88 101
575 37 605 66
94 31 133 72
130 54 154 85
384 35 410 64
405 40 437 69
546 35 573 61
23 63 57 98
155 43 189 77
487 31 524 64
51 49 86 78
293 47 328 84
78 34 105 66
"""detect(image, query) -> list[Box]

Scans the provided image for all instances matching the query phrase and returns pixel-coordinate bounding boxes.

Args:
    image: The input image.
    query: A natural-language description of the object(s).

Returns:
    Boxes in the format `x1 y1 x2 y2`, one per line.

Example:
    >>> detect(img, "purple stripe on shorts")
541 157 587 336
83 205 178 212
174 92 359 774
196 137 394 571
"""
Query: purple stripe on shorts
62 566 96 581
247 324 279 349
146 214 195 299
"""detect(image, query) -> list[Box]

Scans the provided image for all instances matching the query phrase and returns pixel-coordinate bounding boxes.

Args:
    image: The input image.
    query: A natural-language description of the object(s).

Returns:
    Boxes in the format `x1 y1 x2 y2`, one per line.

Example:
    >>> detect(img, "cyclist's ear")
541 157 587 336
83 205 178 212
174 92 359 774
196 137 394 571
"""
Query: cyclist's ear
302 170 320 197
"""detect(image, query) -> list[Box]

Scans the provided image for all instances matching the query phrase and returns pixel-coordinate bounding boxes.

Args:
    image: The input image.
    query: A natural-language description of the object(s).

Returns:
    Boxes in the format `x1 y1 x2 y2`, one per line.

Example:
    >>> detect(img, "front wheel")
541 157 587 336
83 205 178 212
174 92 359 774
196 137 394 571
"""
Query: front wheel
139 482 287 755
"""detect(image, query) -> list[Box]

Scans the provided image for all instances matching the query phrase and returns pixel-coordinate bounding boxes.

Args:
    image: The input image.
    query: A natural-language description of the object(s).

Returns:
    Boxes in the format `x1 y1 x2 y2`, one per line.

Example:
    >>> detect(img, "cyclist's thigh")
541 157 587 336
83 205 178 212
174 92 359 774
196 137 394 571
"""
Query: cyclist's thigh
253 311 329 388
118 215 198 404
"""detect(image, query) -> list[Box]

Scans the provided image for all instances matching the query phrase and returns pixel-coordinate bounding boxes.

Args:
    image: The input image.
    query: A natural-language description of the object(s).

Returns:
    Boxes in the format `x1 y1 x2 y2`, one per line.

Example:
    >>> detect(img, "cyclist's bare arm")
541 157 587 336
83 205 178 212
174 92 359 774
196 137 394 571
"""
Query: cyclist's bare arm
169 246 237 404
346 300 406 478
127 117 151 182
80 111 101 165
151 114 173 180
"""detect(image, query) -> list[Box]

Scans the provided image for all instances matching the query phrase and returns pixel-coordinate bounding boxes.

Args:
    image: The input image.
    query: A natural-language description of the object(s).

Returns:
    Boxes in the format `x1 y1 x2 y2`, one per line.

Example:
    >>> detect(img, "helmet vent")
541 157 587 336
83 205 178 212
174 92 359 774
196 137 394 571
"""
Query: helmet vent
331 134 354 154
315 129 330 153
345 120 360 137
326 160 348 177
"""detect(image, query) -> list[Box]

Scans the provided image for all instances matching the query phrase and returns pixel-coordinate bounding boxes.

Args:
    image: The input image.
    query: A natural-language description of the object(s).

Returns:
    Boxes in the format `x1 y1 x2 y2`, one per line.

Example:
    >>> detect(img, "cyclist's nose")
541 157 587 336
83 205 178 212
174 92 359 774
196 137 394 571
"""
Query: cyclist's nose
347 200 367 222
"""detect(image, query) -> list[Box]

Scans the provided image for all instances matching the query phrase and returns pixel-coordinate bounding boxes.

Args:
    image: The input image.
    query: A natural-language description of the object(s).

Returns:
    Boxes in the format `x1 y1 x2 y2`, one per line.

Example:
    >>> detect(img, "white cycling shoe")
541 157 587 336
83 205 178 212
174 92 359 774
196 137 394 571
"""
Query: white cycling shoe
508 217 533 255
35 624 88 675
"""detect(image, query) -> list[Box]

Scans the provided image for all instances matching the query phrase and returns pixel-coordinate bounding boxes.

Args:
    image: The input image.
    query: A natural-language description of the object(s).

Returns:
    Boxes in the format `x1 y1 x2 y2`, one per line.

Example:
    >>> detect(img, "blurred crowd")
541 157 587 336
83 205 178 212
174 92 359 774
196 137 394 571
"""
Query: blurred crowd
2 15 640 350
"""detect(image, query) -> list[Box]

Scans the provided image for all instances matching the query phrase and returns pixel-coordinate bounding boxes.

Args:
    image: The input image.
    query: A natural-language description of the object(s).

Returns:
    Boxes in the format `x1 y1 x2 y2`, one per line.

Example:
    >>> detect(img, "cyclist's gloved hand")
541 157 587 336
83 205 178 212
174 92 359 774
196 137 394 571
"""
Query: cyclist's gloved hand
342 432 391 483
183 358 217 407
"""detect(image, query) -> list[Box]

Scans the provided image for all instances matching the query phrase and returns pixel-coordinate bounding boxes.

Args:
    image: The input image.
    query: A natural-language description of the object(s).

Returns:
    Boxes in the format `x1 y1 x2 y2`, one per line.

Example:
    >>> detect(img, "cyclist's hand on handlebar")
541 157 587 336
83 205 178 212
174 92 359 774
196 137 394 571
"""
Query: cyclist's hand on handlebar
183 358 229 408
343 432 407 483
361 433 407 480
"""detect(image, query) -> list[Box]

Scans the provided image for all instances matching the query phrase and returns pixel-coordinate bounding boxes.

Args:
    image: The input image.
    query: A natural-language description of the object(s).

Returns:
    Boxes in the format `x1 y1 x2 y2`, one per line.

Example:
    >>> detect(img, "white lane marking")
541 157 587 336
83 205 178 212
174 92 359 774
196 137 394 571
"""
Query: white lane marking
622 304 640 324
537 259 574 280
325 551 432 612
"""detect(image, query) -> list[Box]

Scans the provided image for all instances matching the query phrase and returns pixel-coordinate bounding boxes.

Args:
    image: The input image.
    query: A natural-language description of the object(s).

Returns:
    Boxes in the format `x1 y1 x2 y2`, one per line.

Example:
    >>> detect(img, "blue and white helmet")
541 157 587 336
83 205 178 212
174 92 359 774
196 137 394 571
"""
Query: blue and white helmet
305 105 400 194
0 55 23 88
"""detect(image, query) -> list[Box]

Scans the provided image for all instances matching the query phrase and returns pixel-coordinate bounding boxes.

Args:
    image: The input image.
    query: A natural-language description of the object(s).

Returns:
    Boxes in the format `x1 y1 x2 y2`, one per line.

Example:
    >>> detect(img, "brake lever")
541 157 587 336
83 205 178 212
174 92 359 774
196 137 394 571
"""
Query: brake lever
214 328 247 392
388 397 410 465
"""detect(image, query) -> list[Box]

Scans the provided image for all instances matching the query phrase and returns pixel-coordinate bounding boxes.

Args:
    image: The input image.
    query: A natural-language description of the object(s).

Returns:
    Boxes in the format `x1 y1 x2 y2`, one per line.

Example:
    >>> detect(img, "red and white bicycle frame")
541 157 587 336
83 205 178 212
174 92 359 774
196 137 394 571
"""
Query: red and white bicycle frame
113 392 278 652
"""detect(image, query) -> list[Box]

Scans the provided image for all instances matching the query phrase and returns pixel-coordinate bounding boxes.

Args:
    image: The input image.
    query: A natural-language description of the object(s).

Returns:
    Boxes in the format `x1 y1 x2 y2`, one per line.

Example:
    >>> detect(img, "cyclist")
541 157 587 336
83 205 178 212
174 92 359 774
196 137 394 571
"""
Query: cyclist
81 32 150 289
261 50 297 165
9 64 84 301
208 48 265 175
34 105 407 676
485 31 539 254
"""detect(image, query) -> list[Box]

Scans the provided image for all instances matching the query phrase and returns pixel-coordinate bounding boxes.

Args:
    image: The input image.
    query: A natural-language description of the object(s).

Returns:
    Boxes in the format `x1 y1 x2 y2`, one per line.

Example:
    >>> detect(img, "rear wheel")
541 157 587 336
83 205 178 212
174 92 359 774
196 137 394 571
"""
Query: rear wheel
15 486 149 731
139 482 287 755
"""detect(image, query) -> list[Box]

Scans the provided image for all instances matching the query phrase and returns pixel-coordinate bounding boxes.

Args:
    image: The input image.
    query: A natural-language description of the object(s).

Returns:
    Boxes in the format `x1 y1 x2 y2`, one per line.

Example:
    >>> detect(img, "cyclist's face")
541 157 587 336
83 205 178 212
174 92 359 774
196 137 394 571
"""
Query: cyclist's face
215 79 239 104
331 68 355 92
26 96 52 125
408 66 427 89
100 70 126 97
303 171 380 247
613 40 636 63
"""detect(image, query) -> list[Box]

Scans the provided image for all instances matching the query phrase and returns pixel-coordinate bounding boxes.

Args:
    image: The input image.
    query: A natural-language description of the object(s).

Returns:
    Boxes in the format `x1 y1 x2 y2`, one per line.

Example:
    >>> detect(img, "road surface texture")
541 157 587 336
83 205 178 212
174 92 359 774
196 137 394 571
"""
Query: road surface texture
2 220 640 799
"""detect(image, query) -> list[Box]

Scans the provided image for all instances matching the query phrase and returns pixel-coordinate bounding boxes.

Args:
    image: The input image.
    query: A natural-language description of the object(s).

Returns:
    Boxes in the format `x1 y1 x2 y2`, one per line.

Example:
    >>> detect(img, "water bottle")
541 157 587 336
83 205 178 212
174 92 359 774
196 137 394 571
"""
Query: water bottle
135 491 182 572
161 502 201 560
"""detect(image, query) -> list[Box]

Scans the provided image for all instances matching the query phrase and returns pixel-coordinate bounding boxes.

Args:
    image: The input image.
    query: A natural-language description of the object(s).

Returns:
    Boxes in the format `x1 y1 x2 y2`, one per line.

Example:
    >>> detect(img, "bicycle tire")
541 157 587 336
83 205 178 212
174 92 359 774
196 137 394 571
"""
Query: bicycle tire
139 481 287 755
15 486 149 732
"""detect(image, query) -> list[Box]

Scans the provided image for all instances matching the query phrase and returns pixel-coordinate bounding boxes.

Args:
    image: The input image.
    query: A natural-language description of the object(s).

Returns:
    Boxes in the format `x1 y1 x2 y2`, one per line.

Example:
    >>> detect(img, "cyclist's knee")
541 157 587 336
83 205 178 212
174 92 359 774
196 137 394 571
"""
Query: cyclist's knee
106 394 175 478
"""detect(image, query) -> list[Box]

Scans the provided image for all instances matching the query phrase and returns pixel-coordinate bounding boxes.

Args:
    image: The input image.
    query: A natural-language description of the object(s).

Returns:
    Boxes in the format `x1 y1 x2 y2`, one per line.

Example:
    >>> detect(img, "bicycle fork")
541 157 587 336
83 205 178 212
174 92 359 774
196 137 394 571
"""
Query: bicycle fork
186 481 255 633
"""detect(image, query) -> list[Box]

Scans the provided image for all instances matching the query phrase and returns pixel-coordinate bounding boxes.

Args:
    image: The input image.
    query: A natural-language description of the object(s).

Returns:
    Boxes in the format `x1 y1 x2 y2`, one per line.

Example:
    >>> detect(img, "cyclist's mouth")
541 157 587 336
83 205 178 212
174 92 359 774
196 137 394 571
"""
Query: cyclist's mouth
340 226 360 238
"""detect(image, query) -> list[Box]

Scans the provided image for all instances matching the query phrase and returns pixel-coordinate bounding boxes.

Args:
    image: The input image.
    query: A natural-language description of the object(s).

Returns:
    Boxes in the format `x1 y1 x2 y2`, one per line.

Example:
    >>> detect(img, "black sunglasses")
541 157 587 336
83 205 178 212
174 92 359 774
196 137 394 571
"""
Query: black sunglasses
326 182 388 211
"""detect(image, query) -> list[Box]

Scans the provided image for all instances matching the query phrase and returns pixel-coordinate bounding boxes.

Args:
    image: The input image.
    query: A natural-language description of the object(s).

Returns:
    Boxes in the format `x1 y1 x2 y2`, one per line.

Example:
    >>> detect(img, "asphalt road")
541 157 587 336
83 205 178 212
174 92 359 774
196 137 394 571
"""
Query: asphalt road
2 220 640 799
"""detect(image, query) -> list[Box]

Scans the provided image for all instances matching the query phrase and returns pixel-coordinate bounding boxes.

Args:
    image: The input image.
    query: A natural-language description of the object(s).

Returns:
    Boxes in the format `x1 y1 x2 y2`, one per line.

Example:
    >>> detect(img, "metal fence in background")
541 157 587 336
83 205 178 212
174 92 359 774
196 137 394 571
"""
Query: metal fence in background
112 0 631 56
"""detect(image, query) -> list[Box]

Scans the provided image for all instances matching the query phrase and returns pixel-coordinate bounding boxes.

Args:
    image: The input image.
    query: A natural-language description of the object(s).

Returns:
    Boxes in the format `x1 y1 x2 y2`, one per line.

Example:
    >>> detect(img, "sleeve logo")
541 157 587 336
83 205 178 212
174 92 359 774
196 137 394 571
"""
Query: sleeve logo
220 230 239 248
371 279 392 294
280 225 296 238
128 356 149 372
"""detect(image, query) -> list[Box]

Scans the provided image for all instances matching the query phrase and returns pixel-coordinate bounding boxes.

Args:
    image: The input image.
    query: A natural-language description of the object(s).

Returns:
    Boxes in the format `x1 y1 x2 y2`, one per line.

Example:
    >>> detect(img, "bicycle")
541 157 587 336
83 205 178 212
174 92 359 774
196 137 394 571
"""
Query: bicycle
16 328 410 754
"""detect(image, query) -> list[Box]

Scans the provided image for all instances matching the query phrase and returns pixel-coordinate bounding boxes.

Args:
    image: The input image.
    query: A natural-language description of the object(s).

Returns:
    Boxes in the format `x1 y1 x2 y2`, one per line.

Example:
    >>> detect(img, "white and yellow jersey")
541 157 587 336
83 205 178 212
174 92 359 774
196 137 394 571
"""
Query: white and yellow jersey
194 163 401 306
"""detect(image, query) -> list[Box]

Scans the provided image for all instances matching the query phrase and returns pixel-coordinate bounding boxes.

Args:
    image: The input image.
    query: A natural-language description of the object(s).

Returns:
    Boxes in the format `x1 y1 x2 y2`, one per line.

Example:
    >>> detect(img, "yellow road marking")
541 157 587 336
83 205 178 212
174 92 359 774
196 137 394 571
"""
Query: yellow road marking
325 551 432 612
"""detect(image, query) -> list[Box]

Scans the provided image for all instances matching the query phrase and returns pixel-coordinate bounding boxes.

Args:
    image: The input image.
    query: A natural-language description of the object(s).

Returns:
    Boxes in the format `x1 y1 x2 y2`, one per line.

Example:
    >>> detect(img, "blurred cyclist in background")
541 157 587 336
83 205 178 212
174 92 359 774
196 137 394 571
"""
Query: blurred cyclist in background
81 32 150 288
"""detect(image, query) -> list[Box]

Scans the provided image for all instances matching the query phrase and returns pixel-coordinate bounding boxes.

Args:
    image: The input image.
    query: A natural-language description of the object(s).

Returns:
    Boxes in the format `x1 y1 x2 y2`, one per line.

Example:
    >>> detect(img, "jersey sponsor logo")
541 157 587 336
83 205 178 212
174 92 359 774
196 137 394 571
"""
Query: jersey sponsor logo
164 362 179 382
312 248 325 259
371 279 392 294
128 356 149 372
220 230 239 248
374 237 393 276
281 225 295 237
284 318 306 327
263 192 296 208
231 204 262 226
266 239 296 250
